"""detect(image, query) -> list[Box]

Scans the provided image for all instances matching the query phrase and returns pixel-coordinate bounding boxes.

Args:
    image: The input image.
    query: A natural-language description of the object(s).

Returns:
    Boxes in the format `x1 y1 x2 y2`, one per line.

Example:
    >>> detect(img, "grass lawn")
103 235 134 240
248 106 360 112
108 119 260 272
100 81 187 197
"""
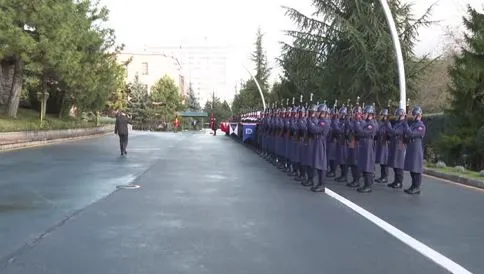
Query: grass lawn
0 108 97 132
426 164 484 181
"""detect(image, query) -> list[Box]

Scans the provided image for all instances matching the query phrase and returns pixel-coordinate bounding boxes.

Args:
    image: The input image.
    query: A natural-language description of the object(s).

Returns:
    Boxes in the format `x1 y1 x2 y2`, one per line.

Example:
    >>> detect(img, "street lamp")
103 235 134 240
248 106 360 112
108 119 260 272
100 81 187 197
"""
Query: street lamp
241 64 267 110
378 0 406 109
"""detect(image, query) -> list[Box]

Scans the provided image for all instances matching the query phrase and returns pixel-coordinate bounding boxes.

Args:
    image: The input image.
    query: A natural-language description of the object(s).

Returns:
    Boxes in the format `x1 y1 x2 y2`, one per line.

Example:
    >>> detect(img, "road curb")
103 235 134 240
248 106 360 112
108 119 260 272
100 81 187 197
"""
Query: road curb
0 128 113 153
423 168 484 189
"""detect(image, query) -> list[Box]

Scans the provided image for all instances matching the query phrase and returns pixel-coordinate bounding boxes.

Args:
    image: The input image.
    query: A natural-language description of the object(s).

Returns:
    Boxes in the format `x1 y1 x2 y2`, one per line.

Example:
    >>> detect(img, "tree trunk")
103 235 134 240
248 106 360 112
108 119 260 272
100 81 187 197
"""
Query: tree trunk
58 91 66 118
6 57 24 118
0 59 15 112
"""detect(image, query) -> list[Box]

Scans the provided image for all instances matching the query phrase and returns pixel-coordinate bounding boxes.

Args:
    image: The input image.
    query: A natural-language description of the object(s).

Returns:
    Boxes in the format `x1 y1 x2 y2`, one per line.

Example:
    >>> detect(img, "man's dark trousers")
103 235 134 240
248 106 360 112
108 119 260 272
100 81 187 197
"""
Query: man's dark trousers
119 134 128 155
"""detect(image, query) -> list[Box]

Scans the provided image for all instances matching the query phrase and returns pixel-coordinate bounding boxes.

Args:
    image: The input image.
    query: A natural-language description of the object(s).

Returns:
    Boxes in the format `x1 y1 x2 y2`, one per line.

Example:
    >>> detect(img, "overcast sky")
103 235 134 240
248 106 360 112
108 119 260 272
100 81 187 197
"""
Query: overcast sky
100 0 483 102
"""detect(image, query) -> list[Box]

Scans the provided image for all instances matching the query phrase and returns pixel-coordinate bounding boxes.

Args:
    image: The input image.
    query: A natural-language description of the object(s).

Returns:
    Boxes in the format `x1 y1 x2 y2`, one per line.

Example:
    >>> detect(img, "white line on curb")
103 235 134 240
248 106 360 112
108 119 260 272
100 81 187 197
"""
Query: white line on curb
325 188 472 274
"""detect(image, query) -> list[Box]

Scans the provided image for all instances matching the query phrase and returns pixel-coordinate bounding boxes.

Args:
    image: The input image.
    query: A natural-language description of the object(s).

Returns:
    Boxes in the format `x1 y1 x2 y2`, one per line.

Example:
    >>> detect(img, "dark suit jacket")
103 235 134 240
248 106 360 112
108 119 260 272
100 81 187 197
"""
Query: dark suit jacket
115 115 130 135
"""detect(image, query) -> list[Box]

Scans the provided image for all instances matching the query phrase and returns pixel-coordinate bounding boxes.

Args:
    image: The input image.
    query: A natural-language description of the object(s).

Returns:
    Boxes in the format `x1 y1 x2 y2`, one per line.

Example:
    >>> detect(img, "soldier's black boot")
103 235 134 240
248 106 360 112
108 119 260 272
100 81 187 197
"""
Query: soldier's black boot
327 160 336 177
295 166 306 181
388 168 403 189
273 155 279 166
311 170 326 192
375 165 388 183
277 157 285 169
405 172 421 194
335 165 348 182
289 163 299 176
273 156 279 166
346 166 361 188
302 167 314 187
357 172 373 193
334 164 344 181
287 163 295 176
284 160 291 172
281 158 287 170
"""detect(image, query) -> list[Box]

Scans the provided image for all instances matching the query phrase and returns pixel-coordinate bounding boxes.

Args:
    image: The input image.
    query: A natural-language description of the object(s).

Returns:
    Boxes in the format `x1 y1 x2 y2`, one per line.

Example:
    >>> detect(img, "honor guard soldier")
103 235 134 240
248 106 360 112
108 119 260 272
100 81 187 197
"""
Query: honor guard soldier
261 109 268 157
346 105 363 188
327 104 338 177
386 108 407 189
274 108 284 169
279 107 288 171
278 108 287 170
268 108 276 163
262 109 269 159
303 102 318 187
257 110 264 154
284 107 292 173
309 103 332 192
375 107 391 184
295 106 308 181
403 106 426 194
334 106 349 182
263 109 270 158
354 105 378 192
290 107 300 177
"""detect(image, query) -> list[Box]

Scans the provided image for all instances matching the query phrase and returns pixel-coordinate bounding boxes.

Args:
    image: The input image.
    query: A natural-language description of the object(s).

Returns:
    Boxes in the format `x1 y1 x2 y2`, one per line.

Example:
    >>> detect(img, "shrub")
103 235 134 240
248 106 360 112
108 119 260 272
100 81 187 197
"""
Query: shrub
436 161 446 168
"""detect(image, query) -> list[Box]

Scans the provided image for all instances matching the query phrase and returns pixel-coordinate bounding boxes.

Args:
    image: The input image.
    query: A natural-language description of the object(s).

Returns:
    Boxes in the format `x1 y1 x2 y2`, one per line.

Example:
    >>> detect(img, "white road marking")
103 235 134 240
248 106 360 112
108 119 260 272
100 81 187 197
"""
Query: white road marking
325 189 473 274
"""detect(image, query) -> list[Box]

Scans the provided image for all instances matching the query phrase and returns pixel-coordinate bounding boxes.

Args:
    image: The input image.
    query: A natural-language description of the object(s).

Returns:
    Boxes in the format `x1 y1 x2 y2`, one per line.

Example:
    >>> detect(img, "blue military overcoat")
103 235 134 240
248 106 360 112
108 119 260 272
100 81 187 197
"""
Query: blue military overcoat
404 120 426 173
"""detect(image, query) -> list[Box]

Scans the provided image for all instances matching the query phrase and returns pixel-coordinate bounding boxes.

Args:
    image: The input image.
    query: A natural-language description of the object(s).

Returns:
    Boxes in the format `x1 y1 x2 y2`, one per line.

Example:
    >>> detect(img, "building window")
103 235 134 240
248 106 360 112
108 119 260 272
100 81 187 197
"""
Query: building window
141 62 148 75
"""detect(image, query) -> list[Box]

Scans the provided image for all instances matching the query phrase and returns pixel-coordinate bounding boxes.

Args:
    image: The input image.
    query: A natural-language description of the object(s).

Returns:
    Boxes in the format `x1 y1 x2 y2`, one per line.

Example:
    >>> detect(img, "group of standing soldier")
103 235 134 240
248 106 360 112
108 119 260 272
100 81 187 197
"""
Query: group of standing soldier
256 97 426 195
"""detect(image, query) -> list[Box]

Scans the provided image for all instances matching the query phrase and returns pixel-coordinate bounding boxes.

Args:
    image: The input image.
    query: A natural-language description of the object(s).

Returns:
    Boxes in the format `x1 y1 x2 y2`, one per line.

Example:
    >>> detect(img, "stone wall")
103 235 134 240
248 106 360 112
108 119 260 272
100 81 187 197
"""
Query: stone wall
0 125 114 146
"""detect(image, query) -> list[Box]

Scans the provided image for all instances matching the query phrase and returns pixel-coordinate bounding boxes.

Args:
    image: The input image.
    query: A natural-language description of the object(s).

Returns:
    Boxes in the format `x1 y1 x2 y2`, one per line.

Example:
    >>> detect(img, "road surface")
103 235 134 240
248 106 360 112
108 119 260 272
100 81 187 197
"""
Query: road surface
0 131 483 273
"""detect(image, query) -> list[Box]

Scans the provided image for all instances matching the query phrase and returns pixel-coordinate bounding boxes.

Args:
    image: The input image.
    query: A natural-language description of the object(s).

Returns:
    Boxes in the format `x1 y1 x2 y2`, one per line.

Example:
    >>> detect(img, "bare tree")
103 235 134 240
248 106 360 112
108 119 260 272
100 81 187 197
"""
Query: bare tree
441 25 465 57
415 24 467 113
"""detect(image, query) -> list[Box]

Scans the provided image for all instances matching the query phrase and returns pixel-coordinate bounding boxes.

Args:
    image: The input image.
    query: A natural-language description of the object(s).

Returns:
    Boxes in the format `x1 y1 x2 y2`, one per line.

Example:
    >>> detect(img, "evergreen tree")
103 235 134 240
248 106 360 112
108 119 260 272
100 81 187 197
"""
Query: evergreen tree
126 76 150 127
185 82 201 111
0 0 125 118
439 5 484 169
232 28 271 112
281 0 433 107
149 75 185 123
269 78 297 104
252 27 271 93
278 43 319 102
204 97 232 122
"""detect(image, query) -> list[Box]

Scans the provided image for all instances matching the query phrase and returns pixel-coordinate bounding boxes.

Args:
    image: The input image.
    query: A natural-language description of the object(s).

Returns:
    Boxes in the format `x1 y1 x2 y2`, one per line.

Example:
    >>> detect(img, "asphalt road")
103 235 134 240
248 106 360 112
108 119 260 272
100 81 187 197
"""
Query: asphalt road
0 131 482 274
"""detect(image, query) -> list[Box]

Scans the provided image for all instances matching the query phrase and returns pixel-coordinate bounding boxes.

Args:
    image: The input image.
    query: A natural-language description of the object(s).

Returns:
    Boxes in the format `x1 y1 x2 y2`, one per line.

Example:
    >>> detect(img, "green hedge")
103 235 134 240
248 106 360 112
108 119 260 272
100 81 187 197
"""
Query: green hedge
393 112 484 170
421 113 451 162
423 113 449 146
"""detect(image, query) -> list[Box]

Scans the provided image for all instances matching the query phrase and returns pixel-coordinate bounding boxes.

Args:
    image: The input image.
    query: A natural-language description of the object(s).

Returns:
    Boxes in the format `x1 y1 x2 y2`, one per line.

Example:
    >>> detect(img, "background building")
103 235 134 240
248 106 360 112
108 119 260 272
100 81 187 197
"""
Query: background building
145 37 232 106
117 52 188 98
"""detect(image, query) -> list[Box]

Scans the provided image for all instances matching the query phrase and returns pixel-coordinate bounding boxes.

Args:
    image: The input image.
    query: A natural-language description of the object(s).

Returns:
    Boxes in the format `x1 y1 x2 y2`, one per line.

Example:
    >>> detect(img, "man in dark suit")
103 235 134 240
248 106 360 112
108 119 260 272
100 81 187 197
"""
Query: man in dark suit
114 112 130 156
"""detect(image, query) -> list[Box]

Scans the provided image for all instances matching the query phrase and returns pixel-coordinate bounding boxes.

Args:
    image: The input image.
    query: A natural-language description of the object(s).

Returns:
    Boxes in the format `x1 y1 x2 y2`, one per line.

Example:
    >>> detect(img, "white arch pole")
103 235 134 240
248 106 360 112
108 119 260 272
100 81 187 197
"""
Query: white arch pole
241 64 267 110
379 0 406 109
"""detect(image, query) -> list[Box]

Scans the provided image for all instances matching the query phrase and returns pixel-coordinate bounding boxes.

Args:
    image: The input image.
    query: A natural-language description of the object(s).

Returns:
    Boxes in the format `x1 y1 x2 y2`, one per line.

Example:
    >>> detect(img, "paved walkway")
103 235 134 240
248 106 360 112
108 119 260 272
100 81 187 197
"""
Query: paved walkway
0 131 482 273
